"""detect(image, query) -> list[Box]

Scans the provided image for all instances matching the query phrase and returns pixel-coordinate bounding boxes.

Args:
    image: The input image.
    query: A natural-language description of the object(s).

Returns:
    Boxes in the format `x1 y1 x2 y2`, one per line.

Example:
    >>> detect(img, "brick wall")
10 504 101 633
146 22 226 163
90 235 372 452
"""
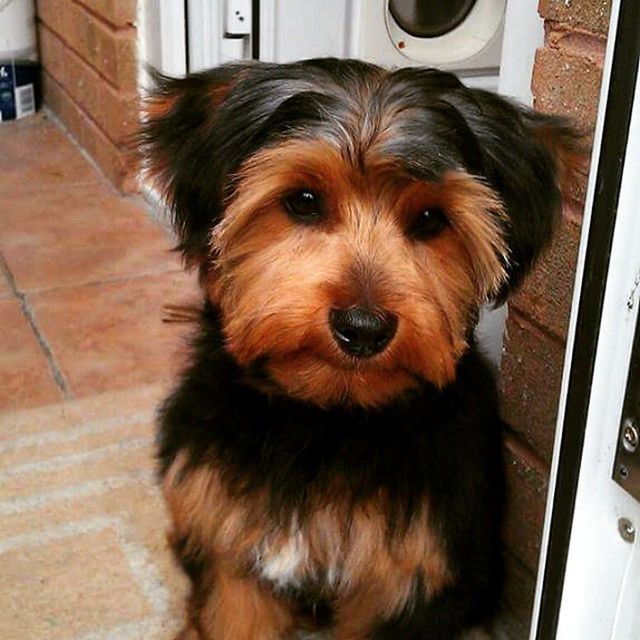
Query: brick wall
35 0 138 192
499 0 611 634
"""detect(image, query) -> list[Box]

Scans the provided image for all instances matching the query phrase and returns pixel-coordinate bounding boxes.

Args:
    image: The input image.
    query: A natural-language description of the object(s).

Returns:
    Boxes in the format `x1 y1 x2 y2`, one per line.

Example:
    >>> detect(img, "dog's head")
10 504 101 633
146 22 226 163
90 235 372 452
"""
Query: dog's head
139 59 584 407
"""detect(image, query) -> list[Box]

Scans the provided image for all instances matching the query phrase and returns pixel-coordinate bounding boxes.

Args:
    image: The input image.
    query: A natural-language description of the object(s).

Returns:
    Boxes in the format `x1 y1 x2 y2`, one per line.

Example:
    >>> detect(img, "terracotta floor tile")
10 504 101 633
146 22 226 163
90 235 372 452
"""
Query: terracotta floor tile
0 269 13 299
29 271 200 397
0 114 102 195
0 299 63 410
0 183 180 292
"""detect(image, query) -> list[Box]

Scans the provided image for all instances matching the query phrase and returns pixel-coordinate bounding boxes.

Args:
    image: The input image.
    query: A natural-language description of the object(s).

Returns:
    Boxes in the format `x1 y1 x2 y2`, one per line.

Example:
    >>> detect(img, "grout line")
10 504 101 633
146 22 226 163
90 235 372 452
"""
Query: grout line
41 106 116 194
503 426 551 477
25 267 187 297
38 21 129 96
507 306 567 347
23 111 180 247
0 254 73 400
71 0 137 34
37 111 179 244
41 53 134 151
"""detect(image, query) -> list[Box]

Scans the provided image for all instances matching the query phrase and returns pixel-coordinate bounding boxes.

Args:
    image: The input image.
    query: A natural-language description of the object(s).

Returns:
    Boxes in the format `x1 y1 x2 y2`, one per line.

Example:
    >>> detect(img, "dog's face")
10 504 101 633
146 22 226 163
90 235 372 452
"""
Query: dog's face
140 59 582 407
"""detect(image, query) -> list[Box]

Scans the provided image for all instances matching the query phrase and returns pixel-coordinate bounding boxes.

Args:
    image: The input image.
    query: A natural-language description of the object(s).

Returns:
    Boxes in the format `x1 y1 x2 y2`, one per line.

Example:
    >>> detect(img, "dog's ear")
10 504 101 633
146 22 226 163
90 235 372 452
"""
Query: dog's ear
447 89 587 302
138 64 259 264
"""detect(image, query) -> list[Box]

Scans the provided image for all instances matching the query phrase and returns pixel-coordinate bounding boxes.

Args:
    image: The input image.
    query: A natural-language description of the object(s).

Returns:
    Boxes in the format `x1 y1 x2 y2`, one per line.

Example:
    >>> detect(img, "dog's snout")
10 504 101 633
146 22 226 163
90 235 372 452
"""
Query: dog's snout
329 307 398 358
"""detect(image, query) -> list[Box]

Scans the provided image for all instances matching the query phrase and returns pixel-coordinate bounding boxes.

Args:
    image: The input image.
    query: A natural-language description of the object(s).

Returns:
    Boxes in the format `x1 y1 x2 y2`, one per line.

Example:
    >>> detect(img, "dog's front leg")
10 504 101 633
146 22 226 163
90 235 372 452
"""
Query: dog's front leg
332 578 405 640
166 525 295 640
196 568 295 640
174 623 202 640
369 582 494 640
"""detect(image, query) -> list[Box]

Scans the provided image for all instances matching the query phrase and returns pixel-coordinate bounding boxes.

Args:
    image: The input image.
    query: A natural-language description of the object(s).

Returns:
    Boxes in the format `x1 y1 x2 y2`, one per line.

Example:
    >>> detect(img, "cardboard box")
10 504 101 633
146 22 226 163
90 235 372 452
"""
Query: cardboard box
0 60 41 121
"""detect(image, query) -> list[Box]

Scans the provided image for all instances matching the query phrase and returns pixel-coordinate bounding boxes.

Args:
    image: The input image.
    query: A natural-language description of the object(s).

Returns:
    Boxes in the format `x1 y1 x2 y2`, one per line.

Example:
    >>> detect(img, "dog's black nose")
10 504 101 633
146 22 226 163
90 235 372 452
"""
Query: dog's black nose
329 307 398 358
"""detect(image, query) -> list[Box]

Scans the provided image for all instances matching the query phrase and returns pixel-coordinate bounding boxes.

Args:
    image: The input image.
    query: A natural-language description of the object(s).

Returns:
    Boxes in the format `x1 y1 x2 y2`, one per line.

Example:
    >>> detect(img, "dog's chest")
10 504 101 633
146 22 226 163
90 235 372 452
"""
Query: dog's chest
252 508 358 592
250 505 450 598
164 454 453 599
255 527 316 590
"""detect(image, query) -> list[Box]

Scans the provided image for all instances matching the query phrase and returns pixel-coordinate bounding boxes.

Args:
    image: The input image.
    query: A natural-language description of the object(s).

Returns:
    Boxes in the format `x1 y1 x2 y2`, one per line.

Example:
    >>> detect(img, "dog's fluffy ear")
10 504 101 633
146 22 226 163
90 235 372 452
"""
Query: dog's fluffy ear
138 64 258 264
448 89 587 302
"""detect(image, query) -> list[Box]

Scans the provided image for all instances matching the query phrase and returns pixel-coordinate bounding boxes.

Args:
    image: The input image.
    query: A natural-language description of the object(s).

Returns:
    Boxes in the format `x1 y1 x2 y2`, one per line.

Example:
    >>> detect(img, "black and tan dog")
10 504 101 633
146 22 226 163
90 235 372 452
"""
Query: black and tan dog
139 58 582 640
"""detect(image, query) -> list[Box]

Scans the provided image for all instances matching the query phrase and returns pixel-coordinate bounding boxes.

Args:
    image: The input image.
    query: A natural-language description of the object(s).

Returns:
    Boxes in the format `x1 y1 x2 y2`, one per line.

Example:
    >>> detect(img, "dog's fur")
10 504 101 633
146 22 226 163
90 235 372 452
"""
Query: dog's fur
138 58 582 640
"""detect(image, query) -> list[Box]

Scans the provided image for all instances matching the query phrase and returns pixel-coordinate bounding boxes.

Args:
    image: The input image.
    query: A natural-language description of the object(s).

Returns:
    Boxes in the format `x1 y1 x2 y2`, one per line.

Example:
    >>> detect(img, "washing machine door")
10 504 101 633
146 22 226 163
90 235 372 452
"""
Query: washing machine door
388 0 478 38
356 0 505 74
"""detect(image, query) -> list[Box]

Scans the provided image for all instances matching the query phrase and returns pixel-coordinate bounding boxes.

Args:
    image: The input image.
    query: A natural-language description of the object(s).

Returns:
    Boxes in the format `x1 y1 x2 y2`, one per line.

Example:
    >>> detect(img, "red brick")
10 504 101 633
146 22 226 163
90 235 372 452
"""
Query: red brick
41 1 137 91
41 26 138 144
42 73 78 138
532 47 603 201
57 40 100 127
42 73 137 192
113 30 138 91
502 549 537 635
38 1 137 91
75 0 137 27
539 0 612 35
96 85 139 145
500 310 565 463
512 213 582 342
503 432 549 570
36 0 71 41
545 22 607 66
38 25 69 88
532 47 604 132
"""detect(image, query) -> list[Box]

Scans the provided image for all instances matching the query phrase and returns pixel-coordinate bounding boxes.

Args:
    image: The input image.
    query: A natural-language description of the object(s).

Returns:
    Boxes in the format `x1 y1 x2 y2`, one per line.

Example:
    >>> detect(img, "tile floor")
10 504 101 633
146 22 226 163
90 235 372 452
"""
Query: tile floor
0 114 199 640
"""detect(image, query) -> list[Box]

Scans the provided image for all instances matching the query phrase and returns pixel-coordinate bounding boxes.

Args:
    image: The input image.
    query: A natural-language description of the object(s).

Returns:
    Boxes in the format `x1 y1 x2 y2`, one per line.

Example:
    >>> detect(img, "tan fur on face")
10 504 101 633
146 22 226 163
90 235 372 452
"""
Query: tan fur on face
205 139 507 407
164 455 453 640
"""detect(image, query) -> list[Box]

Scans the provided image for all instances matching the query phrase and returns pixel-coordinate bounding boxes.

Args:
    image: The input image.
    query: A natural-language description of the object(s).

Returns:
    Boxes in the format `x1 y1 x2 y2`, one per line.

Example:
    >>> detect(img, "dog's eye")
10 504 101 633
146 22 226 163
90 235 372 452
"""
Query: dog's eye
283 190 323 223
410 207 448 240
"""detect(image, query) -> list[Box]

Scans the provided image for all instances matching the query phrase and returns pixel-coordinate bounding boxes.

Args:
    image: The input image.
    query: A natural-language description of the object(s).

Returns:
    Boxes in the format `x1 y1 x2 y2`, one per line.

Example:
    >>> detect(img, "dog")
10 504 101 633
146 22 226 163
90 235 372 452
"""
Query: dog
138 58 582 640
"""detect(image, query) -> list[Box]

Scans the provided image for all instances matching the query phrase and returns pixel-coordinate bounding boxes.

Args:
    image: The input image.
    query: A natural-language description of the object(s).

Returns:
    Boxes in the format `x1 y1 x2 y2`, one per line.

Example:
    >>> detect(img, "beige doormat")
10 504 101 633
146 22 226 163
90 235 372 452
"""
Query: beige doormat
0 385 187 640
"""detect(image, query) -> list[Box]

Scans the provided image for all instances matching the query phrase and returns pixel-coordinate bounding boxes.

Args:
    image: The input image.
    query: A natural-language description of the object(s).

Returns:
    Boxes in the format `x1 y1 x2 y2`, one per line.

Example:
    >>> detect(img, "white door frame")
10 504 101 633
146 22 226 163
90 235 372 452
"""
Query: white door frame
137 0 187 78
532 1 640 637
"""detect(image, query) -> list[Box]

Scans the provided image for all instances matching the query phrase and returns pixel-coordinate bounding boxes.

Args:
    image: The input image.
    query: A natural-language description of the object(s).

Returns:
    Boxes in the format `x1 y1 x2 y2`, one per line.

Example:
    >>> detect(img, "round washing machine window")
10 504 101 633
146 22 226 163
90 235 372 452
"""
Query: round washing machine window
385 0 506 65
389 0 478 38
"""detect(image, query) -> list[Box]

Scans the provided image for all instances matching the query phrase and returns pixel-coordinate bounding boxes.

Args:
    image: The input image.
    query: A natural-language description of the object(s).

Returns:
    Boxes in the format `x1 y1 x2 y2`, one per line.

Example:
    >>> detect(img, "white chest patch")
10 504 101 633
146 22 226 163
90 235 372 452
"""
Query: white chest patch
256 531 310 590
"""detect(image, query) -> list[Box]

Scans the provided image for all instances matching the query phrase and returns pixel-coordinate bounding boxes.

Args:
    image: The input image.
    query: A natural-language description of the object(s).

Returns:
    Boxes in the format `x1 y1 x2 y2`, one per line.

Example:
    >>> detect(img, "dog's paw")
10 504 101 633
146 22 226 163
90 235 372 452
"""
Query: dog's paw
458 627 492 640
174 624 201 640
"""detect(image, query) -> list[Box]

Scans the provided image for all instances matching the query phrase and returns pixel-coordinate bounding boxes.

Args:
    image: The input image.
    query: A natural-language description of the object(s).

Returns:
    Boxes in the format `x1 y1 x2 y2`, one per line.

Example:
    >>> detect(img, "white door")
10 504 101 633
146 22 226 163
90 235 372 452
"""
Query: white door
531 1 640 638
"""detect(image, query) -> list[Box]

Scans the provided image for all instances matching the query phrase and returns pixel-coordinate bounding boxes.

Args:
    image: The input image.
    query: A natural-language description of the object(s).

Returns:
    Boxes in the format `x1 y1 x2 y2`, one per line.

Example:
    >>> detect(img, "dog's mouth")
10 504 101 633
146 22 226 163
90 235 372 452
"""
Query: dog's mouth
264 344 414 376
241 342 424 407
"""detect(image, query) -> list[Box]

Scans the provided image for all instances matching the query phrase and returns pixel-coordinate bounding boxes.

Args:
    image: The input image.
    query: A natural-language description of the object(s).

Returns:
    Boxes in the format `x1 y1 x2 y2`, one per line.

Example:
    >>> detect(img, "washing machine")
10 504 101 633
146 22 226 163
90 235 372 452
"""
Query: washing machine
257 0 506 90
